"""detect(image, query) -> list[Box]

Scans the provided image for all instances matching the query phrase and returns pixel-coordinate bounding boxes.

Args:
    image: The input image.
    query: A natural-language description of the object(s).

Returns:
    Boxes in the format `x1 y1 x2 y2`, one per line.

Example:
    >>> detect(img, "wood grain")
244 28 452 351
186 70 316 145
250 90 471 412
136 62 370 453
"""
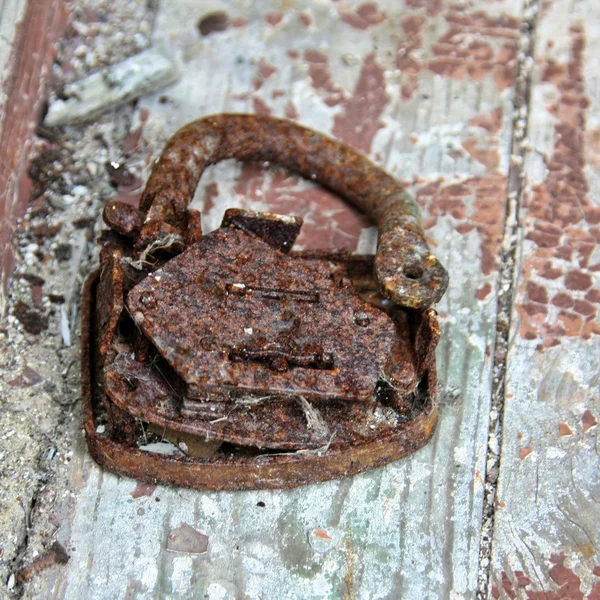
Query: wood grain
489 0 600 598
42 0 527 598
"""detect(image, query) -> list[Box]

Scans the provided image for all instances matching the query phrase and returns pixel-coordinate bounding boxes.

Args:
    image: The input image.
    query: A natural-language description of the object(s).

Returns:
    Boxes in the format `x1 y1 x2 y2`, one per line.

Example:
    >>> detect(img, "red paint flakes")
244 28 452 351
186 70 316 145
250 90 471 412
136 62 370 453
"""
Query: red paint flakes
332 53 389 154
298 11 312 27
499 553 600 600
502 571 517 599
252 97 272 116
130 483 156 498
122 126 143 154
462 138 500 172
514 571 531 587
406 0 443 17
564 270 593 291
426 8 519 90
519 447 532 460
233 163 372 251
230 17 248 28
558 423 573 437
516 28 600 345
476 282 492 300
582 410 597 433
338 3 387 30
417 175 506 275
7 365 43 388
285 100 299 121
527 281 549 304
265 12 283 26
202 182 219 215
395 13 426 101
304 50 345 107
470 107 504 134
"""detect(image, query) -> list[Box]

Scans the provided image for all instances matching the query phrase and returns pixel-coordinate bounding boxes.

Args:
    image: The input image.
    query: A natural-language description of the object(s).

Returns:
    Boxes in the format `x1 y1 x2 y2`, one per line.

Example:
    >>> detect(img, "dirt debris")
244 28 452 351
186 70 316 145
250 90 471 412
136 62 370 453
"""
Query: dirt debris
0 1 157 597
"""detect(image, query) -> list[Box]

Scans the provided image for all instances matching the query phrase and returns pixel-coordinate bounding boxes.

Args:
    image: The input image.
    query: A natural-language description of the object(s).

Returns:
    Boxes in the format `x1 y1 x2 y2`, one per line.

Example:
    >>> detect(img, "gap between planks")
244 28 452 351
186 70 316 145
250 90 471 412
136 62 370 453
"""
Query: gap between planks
476 0 540 598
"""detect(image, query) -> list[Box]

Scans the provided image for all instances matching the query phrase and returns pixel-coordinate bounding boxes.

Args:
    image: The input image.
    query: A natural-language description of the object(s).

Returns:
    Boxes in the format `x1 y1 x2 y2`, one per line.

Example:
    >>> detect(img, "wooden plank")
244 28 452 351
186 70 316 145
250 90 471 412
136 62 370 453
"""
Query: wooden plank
0 0 68 316
489 0 600 597
41 0 524 598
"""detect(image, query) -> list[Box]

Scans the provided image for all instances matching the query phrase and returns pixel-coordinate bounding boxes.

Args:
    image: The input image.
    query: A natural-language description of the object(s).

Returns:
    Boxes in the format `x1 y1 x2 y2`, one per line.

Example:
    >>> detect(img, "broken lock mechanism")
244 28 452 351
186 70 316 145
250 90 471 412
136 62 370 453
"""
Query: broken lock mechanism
81 114 449 490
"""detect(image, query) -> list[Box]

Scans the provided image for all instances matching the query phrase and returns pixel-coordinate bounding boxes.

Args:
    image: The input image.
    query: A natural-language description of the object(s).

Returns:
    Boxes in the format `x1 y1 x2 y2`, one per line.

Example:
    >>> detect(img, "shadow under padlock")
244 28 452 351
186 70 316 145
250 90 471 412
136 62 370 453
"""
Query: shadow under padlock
82 114 448 490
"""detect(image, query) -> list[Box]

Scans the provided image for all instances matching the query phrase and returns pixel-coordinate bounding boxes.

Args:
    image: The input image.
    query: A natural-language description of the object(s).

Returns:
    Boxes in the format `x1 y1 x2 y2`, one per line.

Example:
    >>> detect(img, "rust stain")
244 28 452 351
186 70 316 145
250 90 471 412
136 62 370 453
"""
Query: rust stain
516 27 600 346
314 529 332 540
338 3 387 30
575 542 595 560
332 53 390 153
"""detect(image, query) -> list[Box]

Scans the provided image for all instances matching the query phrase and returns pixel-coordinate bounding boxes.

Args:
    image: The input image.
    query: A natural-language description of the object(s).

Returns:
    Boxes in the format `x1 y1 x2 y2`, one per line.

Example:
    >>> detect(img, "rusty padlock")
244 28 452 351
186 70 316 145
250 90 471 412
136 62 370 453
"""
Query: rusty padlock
81 114 448 490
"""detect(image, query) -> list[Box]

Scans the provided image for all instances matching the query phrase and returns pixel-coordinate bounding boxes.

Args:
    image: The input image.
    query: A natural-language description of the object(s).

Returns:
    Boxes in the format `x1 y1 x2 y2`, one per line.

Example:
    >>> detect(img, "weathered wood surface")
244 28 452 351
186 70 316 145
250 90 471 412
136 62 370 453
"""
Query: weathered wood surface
36 0 527 599
0 0 68 314
489 0 600 597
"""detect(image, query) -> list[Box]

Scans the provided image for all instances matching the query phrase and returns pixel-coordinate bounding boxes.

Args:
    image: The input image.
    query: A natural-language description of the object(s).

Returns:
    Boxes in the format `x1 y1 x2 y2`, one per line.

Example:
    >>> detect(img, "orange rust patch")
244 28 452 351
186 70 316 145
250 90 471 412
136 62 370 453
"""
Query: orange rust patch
558 423 574 437
314 529 332 540
575 542 595 560
519 447 532 460
516 28 600 346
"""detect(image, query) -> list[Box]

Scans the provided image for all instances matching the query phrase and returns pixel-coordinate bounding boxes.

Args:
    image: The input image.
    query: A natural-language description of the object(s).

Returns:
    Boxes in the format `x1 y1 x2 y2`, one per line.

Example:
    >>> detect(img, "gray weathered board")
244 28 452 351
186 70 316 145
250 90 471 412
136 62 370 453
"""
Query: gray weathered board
31 0 599 599
489 0 600 598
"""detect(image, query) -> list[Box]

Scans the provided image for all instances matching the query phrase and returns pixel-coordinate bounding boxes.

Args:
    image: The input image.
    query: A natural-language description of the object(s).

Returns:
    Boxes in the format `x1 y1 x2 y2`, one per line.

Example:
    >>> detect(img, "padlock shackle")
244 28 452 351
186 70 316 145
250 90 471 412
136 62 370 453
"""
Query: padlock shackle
136 114 447 309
